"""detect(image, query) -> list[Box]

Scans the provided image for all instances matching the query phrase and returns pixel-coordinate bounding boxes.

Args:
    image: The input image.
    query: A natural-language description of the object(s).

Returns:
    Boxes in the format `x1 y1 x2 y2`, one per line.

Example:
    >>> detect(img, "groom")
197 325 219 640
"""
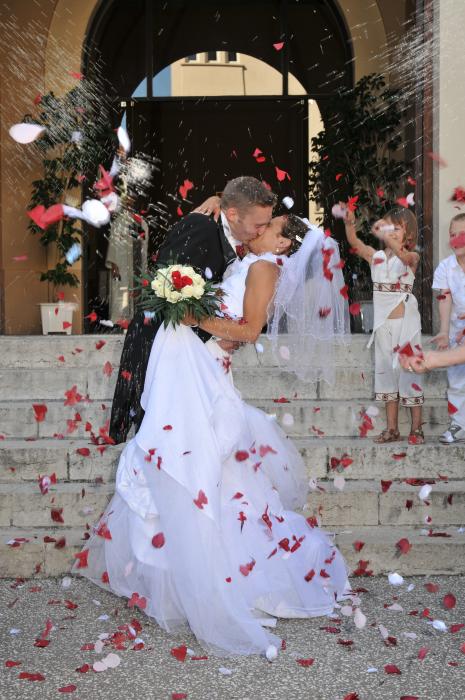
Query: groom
109 176 277 443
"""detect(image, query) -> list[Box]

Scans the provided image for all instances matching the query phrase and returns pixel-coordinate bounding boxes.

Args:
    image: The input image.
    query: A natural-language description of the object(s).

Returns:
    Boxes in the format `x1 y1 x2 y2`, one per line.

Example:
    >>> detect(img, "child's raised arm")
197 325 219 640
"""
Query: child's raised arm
341 203 376 264
374 223 420 272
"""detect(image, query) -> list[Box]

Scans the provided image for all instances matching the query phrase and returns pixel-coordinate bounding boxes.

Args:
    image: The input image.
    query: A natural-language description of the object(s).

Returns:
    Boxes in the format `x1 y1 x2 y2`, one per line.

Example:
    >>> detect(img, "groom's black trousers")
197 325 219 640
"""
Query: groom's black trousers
109 311 157 444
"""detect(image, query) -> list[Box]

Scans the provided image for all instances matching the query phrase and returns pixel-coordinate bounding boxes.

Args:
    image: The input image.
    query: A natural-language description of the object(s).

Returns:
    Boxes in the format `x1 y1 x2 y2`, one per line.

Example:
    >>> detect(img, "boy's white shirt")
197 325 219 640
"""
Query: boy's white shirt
432 254 465 340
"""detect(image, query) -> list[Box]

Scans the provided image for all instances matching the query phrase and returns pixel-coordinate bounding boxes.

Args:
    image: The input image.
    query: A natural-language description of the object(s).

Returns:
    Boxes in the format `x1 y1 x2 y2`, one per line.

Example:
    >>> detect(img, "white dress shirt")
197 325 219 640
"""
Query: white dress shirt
221 211 241 254
432 254 465 340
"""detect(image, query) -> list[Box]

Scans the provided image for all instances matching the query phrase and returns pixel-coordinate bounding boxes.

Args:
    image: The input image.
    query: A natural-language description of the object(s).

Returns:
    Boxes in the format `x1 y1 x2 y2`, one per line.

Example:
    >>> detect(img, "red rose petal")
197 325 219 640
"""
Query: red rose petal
151 532 165 548
73 549 89 569
32 404 47 422
396 537 412 555
51 508 64 523
381 480 393 493
384 664 401 674
19 672 45 681
296 658 314 667
193 489 208 509
170 645 187 662
450 623 465 633
58 685 77 693
103 361 113 377
443 593 457 609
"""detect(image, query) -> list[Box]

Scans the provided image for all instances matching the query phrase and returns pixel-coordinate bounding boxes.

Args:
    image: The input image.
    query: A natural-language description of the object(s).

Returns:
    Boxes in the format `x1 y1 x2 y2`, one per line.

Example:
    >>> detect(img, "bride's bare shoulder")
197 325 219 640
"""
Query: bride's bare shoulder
245 258 280 285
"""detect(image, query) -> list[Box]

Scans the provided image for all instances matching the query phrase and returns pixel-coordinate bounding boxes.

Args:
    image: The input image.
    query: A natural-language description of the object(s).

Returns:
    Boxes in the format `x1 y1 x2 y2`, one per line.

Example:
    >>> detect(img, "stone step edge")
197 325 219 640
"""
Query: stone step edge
1 525 464 579
2 479 465 495
0 397 450 408
2 524 463 543
0 436 460 449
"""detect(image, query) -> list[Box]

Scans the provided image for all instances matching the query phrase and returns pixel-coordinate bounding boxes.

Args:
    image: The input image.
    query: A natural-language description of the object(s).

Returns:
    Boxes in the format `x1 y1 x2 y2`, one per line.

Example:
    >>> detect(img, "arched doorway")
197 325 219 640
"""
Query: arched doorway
83 0 353 328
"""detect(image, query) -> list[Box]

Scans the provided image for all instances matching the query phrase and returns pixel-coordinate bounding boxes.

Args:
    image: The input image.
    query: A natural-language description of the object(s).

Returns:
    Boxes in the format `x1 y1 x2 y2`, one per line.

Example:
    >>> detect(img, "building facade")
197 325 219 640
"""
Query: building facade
0 0 460 335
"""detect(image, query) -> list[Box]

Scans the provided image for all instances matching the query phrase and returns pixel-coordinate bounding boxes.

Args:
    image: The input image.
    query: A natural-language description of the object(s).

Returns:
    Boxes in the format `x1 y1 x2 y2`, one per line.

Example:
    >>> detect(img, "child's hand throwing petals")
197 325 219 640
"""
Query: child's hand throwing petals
336 201 355 226
371 218 394 240
430 332 449 350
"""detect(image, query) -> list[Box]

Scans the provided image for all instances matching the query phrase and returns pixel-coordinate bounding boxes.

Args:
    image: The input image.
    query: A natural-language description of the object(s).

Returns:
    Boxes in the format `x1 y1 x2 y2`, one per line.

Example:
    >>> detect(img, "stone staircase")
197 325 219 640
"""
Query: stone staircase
0 334 464 579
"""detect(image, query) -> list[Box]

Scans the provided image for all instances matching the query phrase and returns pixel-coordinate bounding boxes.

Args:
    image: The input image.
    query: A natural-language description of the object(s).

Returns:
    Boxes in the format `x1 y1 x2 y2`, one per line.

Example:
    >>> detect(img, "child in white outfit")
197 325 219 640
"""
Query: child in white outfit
432 212 465 443
342 205 424 444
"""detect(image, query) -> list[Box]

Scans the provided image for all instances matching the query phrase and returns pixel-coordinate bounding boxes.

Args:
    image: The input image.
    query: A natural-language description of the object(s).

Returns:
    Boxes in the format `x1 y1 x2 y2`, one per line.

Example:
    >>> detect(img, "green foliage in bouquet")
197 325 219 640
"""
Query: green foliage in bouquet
26 82 116 295
134 263 224 329
308 73 412 297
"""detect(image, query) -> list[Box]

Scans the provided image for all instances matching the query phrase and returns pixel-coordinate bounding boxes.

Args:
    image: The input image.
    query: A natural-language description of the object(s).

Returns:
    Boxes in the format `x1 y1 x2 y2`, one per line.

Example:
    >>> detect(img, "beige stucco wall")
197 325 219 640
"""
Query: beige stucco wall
435 0 465 267
0 2 56 334
0 0 97 334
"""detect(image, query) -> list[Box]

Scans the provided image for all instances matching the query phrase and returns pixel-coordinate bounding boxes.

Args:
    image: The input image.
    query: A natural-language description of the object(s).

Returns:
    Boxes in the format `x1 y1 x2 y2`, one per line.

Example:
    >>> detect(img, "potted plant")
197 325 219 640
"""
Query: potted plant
308 73 413 332
24 82 116 333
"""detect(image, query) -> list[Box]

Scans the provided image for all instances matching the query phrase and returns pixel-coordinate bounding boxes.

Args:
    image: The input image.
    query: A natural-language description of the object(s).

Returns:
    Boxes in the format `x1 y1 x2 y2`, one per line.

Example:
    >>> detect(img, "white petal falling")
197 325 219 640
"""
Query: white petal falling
81 199 111 227
9 122 46 144
117 126 131 153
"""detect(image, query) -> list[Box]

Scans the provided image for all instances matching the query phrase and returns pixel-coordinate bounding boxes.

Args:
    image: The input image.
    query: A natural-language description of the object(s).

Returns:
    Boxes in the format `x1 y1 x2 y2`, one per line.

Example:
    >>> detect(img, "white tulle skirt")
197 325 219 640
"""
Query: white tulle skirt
72 325 349 656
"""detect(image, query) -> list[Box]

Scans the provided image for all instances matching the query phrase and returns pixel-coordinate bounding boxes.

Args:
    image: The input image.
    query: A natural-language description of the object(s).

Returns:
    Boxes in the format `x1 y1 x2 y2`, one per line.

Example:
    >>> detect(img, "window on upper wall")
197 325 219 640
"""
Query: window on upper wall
206 50 218 62
226 51 238 62
185 54 198 62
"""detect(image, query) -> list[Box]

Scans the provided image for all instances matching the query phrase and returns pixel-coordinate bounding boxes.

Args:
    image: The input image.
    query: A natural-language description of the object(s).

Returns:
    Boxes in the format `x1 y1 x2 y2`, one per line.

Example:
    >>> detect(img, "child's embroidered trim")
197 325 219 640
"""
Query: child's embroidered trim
375 391 399 402
400 395 424 406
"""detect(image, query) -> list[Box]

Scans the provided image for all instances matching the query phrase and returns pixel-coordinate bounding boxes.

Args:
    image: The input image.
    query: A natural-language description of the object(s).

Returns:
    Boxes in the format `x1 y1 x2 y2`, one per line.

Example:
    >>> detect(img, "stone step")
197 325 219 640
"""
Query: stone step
1 478 463 530
0 364 448 401
306 479 465 527
0 398 452 439
1 525 463 578
253 399 450 437
0 334 436 369
1 437 463 484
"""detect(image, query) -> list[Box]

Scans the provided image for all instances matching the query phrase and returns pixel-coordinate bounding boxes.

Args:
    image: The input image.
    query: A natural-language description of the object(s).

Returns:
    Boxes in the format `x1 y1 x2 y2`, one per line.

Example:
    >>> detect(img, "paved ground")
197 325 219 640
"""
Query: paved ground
1 575 464 700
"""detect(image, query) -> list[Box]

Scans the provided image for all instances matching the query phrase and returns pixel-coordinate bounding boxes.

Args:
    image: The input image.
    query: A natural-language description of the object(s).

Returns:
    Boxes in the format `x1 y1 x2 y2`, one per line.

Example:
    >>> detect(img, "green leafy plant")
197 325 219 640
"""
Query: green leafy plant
308 73 412 298
26 84 116 299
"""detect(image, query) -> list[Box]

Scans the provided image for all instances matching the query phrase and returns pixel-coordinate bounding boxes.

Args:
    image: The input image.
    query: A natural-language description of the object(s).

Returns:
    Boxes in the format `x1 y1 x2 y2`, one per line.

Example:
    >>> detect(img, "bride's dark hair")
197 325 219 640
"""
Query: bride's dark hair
281 214 309 254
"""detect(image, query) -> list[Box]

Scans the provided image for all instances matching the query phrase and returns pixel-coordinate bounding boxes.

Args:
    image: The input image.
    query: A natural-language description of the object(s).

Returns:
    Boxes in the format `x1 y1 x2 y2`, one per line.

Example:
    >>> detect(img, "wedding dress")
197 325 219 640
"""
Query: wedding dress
73 250 350 657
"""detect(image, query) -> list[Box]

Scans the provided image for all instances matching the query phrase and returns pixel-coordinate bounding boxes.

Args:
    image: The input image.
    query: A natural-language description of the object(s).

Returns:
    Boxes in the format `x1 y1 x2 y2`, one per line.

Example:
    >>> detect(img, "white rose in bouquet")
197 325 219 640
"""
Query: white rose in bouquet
136 261 222 327
180 285 194 298
166 289 183 303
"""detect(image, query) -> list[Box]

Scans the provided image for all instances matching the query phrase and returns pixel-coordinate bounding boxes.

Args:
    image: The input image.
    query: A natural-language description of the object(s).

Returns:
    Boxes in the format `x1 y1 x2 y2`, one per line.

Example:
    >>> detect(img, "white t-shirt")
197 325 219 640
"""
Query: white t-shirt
432 254 465 336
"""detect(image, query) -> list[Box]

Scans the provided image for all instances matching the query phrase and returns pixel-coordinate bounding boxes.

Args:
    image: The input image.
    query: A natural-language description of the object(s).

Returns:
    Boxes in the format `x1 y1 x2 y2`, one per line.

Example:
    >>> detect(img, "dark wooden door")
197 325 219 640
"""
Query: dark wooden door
127 97 308 251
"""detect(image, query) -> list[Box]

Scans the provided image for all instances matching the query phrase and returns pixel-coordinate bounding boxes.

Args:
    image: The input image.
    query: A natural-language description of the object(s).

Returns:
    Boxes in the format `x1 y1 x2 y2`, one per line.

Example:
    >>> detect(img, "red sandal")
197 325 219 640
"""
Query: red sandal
373 429 401 444
408 428 424 445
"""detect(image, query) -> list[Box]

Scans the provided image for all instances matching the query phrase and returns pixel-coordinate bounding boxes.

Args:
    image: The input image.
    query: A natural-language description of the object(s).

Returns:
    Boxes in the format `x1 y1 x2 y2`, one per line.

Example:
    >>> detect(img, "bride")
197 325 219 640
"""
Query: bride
72 212 350 658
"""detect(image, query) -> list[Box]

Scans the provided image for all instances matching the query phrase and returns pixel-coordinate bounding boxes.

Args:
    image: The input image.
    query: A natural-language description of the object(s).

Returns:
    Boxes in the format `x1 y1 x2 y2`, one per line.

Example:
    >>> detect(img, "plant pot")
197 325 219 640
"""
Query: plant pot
38 302 78 335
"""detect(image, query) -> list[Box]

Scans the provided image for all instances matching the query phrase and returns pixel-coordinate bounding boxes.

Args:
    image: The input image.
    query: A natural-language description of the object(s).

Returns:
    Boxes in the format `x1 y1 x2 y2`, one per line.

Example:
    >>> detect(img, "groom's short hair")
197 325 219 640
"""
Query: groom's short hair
221 176 277 212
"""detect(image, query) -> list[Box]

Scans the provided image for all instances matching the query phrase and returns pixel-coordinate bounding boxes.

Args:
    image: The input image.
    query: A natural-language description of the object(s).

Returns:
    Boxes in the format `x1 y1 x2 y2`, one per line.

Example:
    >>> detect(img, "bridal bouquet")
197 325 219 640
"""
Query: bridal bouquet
135 263 223 327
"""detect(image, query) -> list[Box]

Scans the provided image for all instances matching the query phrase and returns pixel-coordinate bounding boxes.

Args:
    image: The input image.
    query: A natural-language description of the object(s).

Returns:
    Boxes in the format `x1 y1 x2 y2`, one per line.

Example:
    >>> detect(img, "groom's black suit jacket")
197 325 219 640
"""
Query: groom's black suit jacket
109 213 237 444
